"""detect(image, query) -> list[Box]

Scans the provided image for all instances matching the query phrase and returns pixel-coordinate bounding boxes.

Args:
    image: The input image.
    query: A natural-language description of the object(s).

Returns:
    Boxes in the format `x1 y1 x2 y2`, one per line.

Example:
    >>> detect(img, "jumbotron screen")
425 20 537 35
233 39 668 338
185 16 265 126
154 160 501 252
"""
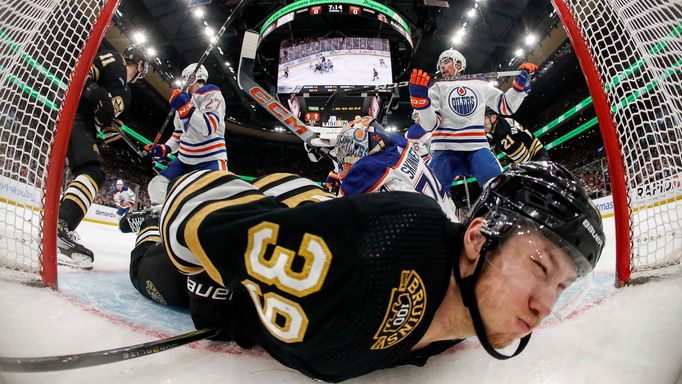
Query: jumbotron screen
277 37 393 94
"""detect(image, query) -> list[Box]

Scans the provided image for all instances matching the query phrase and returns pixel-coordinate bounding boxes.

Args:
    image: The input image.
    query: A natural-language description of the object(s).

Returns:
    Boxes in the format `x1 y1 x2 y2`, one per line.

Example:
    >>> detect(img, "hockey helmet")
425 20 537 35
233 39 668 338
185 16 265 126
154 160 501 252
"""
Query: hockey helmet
437 49 466 74
454 161 605 360
123 44 149 82
334 116 390 177
468 161 604 277
116 179 123 186
181 63 209 86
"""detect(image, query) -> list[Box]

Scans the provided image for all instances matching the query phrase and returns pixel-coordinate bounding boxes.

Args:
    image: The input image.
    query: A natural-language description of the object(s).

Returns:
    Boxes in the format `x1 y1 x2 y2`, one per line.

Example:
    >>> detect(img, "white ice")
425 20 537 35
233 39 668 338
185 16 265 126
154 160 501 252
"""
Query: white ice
0 216 681 384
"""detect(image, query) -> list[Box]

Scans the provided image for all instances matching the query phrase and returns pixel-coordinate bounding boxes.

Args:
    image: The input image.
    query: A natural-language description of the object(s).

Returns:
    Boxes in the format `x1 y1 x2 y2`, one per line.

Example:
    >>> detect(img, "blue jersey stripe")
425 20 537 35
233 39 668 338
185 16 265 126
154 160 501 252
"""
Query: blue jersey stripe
432 138 489 144
180 148 227 158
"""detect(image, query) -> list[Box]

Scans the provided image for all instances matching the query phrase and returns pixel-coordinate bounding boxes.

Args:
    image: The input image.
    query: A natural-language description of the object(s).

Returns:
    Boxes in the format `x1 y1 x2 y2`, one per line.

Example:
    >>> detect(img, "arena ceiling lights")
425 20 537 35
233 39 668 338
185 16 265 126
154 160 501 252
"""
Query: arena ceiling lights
258 0 413 48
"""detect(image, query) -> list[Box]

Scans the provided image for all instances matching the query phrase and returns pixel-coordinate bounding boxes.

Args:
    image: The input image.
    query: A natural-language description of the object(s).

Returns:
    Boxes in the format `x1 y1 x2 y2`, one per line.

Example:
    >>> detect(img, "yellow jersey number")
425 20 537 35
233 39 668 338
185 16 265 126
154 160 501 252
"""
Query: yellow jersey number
242 221 332 343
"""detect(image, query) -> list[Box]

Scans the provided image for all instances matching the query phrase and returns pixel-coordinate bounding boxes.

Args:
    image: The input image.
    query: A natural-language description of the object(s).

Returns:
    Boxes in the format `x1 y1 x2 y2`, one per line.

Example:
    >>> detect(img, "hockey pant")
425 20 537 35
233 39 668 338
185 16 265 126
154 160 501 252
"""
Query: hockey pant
428 148 502 192
59 114 105 231
130 172 334 311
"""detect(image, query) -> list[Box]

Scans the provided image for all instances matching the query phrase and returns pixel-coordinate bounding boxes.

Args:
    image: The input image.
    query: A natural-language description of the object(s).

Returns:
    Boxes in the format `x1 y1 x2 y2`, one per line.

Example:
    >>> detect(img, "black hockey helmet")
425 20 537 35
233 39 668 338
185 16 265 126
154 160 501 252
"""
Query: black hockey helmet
454 161 605 360
123 44 149 81
467 161 605 274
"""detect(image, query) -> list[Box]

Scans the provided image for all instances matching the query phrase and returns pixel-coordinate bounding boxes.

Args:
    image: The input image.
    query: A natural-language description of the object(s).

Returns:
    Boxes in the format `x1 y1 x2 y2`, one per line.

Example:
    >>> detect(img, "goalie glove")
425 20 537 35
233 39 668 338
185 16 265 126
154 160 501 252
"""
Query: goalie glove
169 89 194 119
91 87 115 127
409 69 432 110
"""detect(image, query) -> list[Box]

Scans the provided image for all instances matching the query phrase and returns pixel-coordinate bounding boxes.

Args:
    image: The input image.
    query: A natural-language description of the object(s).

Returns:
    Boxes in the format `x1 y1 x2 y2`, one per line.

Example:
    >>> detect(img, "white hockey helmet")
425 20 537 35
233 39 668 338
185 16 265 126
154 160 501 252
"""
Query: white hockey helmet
181 63 209 86
437 49 466 73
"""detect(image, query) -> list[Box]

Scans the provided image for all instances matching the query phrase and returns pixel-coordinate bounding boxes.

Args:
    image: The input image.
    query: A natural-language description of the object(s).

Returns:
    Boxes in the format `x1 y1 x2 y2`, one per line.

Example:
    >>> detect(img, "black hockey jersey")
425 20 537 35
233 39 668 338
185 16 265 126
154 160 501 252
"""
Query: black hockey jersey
160 170 463 382
487 117 548 163
77 50 131 122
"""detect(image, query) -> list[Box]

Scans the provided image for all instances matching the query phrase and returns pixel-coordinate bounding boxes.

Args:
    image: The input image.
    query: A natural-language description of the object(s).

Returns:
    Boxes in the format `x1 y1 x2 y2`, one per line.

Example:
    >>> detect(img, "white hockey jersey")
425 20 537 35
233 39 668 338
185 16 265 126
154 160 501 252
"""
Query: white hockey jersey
340 137 458 223
113 186 136 209
418 79 527 152
166 84 227 165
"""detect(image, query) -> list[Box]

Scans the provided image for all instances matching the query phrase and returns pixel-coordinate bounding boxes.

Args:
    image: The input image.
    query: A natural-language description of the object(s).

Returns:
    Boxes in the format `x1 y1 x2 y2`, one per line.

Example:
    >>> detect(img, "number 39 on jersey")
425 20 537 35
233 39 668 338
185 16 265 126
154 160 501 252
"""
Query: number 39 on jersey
241 221 333 343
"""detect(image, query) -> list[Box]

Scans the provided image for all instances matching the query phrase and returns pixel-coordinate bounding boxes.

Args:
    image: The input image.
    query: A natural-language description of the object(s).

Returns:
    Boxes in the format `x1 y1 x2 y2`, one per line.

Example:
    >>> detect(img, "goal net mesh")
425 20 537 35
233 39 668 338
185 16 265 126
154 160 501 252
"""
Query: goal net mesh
563 0 682 281
0 0 105 283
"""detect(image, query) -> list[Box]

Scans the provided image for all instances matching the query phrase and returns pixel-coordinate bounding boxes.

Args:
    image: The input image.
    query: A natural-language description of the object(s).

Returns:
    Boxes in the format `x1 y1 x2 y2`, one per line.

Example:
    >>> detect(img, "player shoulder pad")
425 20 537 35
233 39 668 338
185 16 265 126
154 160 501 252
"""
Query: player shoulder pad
406 124 428 140
194 84 221 95
341 152 396 195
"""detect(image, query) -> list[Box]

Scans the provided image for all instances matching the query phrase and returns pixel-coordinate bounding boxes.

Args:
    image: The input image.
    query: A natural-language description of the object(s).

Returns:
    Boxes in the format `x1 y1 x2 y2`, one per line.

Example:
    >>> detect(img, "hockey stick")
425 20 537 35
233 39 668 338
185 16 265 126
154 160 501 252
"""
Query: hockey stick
320 70 522 122
0 327 222 372
238 30 318 144
150 0 251 148
110 119 147 158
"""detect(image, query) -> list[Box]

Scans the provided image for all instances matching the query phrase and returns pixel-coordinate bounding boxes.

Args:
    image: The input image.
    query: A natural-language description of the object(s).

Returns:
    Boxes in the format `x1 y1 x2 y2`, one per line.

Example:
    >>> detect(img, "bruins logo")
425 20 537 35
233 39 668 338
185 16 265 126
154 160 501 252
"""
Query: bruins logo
112 96 124 117
371 270 426 350
145 280 167 305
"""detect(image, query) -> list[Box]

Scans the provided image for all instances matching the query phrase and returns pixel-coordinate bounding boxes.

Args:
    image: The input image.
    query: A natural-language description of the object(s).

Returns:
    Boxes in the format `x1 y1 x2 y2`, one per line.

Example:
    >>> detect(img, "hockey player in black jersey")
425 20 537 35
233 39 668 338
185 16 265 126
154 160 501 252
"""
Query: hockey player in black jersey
130 162 604 382
484 109 549 163
57 44 148 269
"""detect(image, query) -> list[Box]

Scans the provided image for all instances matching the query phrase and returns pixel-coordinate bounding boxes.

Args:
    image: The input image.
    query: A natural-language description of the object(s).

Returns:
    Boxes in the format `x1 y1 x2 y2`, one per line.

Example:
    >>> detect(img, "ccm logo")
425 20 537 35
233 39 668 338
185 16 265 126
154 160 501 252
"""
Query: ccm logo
248 86 308 135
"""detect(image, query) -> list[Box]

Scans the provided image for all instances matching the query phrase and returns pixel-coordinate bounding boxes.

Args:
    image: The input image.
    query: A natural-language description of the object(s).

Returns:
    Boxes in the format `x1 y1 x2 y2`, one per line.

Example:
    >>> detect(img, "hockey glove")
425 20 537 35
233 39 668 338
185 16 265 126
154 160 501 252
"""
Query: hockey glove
519 62 538 73
145 144 171 161
513 70 532 93
92 87 115 127
409 69 432 110
169 89 194 119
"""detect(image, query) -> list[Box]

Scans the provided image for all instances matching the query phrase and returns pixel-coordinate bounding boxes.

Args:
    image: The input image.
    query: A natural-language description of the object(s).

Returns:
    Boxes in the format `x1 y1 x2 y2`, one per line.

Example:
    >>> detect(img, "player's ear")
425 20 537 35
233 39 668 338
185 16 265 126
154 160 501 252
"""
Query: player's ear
460 217 487 277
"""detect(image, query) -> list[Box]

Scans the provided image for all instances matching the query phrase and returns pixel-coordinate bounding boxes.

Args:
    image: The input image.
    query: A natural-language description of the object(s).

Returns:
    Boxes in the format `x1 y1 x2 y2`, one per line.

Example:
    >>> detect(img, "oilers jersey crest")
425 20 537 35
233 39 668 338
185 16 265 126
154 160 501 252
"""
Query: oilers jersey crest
417 79 528 152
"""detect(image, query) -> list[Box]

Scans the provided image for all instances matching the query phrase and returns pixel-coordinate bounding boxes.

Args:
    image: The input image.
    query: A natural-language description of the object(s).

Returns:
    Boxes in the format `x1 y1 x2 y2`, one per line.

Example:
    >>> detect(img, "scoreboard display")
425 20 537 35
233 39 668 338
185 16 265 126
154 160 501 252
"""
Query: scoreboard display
260 0 413 48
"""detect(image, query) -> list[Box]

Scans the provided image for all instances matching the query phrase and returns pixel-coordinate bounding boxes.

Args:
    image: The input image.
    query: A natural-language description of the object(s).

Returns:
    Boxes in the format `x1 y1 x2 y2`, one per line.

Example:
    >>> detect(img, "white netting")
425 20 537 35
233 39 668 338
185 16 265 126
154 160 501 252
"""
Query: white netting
0 0 106 284
562 0 682 281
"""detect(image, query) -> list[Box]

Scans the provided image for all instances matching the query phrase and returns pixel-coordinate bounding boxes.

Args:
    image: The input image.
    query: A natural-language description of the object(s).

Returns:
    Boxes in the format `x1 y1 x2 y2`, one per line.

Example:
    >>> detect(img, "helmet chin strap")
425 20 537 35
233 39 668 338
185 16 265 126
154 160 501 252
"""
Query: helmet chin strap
453 239 531 359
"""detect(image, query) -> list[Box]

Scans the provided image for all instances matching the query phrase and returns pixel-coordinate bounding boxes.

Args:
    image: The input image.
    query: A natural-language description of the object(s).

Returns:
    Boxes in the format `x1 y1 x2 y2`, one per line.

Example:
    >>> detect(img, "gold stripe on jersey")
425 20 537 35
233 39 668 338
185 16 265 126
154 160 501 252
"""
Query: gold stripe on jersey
165 171 209 201
183 194 265 286
281 188 334 208
530 139 544 157
136 225 160 247
507 144 528 164
252 173 297 190
161 171 263 280
89 65 100 81
162 171 233 275
252 173 334 207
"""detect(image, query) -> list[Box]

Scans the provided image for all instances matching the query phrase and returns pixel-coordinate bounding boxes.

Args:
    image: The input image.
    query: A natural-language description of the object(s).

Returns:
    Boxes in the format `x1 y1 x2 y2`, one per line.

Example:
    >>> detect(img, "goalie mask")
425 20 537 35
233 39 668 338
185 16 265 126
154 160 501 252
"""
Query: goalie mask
181 63 209 87
334 116 389 179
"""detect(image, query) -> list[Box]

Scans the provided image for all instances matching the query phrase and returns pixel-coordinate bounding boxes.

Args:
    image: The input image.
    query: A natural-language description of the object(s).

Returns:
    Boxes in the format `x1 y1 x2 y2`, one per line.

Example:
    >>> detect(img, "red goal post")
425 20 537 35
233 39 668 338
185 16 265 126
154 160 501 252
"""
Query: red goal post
0 0 120 289
552 0 682 286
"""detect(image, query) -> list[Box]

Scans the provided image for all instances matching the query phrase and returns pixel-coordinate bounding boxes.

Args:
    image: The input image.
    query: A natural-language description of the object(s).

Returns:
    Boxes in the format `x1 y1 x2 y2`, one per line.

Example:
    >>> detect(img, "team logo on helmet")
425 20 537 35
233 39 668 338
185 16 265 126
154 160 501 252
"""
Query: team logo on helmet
448 86 478 116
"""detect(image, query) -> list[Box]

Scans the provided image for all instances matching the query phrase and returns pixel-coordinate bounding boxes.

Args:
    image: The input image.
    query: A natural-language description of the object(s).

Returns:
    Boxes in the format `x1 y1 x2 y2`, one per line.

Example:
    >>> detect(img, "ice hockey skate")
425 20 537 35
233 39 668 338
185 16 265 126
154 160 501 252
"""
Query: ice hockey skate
57 219 94 270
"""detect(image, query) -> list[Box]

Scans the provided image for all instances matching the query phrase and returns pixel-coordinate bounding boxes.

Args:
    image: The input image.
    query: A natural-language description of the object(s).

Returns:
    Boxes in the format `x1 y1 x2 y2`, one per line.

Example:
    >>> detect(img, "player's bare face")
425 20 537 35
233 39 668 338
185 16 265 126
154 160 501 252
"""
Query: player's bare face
474 229 578 348
439 58 462 77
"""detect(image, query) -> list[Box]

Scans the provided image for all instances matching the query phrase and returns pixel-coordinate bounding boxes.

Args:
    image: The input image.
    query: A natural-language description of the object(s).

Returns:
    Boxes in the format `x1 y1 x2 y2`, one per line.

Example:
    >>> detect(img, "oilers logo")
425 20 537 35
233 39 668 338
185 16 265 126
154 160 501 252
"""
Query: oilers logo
448 86 478 116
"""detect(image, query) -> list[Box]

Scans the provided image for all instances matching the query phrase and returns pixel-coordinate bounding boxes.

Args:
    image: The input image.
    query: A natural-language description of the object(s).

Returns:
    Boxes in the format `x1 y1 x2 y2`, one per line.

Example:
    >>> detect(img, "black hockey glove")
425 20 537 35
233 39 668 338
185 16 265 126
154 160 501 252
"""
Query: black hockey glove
91 87 115 127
